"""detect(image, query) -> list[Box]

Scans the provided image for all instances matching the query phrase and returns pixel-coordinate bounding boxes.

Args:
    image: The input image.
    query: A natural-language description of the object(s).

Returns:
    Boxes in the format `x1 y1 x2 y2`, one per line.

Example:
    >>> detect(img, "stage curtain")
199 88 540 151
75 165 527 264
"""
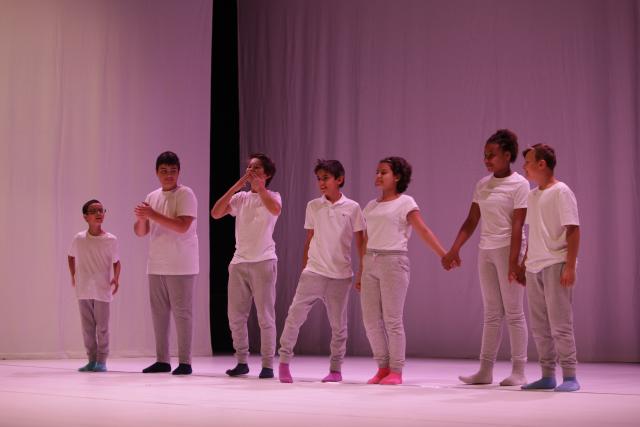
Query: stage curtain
237 0 640 362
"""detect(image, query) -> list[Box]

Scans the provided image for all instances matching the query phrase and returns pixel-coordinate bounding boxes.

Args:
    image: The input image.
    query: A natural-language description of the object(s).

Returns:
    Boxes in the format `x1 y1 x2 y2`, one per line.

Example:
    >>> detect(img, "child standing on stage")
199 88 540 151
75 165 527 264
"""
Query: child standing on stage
361 156 447 385
211 153 281 379
278 160 366 383
520 144 581 392
68 199 120 372
442 129 529 386
135 151 199 376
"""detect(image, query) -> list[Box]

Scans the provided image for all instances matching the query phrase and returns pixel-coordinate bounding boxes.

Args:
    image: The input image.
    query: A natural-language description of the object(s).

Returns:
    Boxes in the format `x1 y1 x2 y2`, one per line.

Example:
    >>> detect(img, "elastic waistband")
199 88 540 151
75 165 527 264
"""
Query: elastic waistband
366 249 408 255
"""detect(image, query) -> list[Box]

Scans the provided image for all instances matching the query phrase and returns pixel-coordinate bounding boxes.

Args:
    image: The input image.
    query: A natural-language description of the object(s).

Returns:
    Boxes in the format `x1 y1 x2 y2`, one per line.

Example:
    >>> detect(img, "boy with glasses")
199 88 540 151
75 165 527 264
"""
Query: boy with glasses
68 199 120 372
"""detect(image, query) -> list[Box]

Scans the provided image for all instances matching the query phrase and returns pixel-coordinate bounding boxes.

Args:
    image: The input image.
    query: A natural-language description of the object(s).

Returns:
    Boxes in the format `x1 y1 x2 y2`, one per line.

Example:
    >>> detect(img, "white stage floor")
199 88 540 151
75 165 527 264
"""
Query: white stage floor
0 356 638 427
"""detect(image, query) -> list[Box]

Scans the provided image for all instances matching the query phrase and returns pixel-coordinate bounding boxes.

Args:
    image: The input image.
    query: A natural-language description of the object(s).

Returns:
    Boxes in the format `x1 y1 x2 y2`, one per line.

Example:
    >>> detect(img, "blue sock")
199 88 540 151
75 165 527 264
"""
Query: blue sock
521 377 556 390
555 377 580 392
92 362 107 372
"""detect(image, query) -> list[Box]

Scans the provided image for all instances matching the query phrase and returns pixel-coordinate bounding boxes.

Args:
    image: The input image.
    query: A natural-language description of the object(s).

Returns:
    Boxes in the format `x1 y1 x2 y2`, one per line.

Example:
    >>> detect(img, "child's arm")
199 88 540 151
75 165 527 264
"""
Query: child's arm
250 173 281 216
407 210 447 258
68 256 76 287
442 203 480 270
134 205 150 236
354 230 365 290
561 225 580 287
111 261 121 295
301 229 314 269
211 173 250 219
508 208 526 284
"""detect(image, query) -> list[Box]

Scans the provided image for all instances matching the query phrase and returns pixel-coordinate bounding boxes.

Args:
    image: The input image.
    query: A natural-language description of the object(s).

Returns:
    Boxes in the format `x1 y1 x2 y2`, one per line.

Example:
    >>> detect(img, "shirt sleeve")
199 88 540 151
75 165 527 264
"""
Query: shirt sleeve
271 191 282 209
472 180 481 204
68 235 78 257
304 201 315 230
176 187 198 218
514 180 530 209
111 236 120 263
401 196 420 222
558 185 580 227
228 192 242 217
352 204 366 232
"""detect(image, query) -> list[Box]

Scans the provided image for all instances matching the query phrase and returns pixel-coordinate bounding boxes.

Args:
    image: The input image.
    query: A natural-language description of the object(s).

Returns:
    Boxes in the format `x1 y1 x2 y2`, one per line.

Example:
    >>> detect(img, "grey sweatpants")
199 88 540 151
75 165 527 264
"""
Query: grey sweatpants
148 274 196 365
526 263 578 378
279 270 352 372
477 246 528 363
78 299 110 363
228 259 277 368
360 251 410 372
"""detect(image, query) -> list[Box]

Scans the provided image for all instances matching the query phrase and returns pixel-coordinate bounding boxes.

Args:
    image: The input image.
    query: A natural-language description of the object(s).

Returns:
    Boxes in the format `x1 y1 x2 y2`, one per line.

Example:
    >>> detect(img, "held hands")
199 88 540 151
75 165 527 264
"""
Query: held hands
134 202 155 221
508 262 526 286
560 264 576 287
441 250 461 271
111 278 120 295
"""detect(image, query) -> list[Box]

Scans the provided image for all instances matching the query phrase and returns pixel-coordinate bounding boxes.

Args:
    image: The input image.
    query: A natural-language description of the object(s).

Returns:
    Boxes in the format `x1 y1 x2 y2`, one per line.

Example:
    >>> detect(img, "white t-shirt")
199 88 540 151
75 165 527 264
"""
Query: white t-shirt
145 185 199 275
304 194 366 279
473 172 530 250
363 194 419 251
525 181 579 273
69 231 119 302
229 190 281 264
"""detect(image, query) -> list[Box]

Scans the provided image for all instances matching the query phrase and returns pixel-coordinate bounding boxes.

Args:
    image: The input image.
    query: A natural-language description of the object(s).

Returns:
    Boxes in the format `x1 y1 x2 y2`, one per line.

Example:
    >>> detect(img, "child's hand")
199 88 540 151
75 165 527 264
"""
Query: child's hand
71 276 76 287
560 265 576 287
249 172 267 192
354 281 361 292
111 278 120 295
134 202 154 220
233 172 251 191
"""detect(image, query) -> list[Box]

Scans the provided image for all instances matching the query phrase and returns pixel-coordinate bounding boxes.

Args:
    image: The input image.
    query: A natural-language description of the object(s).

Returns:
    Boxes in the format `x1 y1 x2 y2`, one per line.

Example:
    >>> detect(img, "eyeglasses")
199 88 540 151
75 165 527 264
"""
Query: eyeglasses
86 208 106 215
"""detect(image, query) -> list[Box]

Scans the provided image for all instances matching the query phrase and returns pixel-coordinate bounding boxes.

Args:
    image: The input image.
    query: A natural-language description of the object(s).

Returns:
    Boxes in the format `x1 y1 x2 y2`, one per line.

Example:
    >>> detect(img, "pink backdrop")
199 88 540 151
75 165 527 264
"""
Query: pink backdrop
0 0 212 358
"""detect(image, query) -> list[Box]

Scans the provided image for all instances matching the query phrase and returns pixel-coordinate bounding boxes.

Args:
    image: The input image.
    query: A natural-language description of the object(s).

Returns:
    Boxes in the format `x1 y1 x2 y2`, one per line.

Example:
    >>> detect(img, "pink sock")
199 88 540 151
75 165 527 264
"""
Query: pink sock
379 371 402 385
321 371 342 383
278 363 293 383
367 367 390 384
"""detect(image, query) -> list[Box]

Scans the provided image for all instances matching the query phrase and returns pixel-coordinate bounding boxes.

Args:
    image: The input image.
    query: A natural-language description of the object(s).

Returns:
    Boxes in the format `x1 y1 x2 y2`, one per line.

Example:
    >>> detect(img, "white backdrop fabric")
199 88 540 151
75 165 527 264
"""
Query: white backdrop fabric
237 0 640 362
0 0 212 358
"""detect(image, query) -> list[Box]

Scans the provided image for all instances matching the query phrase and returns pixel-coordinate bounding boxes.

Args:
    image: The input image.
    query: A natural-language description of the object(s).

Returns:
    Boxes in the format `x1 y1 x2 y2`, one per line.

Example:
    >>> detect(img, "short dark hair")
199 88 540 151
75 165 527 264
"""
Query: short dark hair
314 159 345 188
156 151 180 171
486 129 518 163
82 199 101 215
523 143 557 171
249 153 276 186
380 156 412 193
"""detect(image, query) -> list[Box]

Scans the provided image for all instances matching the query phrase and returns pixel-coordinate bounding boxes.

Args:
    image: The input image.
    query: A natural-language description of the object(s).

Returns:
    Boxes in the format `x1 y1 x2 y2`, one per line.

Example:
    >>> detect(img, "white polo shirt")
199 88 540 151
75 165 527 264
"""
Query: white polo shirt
304 194 365 279
473 172 529 250
525 181 580 273
146 185 199 275
229 190 281 264
363 194 419 251
69 231 119 302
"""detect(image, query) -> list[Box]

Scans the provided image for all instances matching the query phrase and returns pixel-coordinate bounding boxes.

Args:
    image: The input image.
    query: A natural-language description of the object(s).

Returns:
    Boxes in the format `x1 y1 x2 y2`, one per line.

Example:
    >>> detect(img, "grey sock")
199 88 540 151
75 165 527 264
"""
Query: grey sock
500 360 527 386
459 360 493 385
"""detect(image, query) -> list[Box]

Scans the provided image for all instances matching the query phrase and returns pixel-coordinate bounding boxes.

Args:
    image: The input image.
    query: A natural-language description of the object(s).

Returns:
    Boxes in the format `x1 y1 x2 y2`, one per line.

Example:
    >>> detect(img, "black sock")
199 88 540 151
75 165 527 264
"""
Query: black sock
142 362 171 373
226 363 249 377
259 367 274 379
172 363 192 375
